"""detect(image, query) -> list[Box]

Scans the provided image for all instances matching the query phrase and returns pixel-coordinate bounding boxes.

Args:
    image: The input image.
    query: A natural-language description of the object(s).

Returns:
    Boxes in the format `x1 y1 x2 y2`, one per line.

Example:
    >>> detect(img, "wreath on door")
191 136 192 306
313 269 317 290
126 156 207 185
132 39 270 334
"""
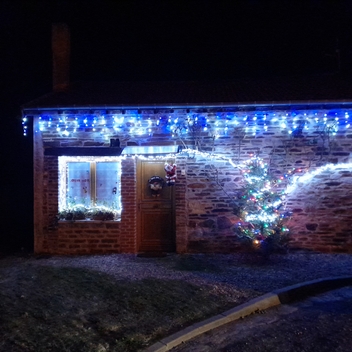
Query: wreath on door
148 176 164 197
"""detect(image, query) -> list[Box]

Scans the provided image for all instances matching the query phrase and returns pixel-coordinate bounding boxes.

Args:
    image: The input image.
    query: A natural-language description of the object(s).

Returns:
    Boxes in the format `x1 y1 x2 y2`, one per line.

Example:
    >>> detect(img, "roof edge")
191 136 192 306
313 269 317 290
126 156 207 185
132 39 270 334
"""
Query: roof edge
22 99 352 113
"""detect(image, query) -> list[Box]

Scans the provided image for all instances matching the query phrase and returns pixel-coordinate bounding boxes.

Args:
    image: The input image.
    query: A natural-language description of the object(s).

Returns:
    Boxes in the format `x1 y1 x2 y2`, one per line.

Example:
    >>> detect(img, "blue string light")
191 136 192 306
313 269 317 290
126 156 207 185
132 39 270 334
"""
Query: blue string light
23 109 352 137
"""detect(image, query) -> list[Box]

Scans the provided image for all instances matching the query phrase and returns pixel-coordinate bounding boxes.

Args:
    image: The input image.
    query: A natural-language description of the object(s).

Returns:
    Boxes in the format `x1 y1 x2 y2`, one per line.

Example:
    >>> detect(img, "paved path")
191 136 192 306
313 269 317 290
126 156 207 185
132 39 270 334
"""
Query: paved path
171 286 352 352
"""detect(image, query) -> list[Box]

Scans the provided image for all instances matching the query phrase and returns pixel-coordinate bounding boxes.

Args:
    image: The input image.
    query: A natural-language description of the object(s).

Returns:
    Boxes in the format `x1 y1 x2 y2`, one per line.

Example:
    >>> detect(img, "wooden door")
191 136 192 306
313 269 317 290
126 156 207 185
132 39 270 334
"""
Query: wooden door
137 160 175 252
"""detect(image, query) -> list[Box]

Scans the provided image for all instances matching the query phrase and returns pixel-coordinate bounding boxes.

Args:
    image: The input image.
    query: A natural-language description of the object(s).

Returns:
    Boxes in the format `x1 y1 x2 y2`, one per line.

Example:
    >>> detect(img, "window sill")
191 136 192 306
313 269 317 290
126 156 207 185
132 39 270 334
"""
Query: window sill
58 219 121 223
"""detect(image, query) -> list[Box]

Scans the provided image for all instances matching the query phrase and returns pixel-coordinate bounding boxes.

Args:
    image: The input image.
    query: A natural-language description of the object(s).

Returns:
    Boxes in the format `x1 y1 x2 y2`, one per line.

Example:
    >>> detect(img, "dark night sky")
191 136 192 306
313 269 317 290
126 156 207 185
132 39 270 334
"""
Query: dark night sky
1 0 352 251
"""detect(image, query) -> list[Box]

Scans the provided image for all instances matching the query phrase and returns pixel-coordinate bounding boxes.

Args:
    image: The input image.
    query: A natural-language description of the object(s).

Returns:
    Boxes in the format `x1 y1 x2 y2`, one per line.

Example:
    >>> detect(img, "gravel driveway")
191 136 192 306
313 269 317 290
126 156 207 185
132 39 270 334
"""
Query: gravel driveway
1 251 352 304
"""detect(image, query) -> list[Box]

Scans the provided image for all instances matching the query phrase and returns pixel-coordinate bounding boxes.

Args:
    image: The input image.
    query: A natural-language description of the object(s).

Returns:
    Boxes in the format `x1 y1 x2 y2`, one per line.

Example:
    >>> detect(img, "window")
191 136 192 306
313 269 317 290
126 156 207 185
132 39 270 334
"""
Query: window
58 156 121 220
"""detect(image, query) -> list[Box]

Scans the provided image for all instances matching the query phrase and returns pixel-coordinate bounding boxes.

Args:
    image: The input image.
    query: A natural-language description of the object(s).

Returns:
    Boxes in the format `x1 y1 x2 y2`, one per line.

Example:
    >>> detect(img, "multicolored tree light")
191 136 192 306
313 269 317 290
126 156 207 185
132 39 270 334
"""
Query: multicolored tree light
233 157 291 253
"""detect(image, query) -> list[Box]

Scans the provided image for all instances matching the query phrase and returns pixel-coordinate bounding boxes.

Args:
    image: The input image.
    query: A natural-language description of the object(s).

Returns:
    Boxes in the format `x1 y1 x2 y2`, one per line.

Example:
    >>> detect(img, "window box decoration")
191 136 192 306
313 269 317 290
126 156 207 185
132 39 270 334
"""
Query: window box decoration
58 156 122 221
58 205 87 221
86 206 117 221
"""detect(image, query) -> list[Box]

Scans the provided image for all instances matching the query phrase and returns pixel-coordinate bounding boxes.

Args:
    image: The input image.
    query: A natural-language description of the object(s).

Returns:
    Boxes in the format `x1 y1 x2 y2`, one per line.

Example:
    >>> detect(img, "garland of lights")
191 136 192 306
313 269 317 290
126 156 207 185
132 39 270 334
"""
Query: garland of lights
22 109 351 137
286 162 352 194
56 142 351 251
28 108 351 245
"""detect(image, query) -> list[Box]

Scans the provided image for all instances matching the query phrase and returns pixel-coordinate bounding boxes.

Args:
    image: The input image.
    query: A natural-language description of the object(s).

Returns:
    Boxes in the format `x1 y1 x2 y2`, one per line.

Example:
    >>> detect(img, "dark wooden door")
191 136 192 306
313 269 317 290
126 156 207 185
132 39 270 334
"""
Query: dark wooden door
137 160 175 252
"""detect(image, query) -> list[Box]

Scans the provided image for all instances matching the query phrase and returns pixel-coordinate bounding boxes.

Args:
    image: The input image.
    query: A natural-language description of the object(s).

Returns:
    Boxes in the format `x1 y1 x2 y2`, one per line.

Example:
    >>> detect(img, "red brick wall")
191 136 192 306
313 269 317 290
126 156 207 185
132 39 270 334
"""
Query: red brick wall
119 158 137 253
35 151 137 255
57 222 120 254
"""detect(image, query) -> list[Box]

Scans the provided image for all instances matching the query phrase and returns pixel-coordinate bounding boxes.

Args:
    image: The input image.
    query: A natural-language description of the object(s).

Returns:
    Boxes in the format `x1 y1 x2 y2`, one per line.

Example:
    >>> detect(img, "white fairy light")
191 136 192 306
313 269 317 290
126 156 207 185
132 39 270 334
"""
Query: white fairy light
286 163 352 194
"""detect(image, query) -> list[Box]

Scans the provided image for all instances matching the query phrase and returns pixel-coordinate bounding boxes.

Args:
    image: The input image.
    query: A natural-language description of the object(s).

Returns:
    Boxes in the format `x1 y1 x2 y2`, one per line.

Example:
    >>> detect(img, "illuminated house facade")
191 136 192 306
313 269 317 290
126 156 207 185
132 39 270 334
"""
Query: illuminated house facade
22 76 352 255
22 25 352 255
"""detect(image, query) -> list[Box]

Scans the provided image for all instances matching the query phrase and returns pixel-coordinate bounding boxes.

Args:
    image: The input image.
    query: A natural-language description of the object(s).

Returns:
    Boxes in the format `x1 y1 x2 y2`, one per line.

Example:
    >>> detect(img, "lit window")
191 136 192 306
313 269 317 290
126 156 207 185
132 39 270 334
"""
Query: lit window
58 156 121 220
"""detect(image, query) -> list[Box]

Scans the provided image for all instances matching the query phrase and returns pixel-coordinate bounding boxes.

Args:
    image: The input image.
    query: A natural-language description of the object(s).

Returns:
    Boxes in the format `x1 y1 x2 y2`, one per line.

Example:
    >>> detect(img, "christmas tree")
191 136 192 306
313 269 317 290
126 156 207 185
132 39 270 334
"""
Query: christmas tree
233 157 291 253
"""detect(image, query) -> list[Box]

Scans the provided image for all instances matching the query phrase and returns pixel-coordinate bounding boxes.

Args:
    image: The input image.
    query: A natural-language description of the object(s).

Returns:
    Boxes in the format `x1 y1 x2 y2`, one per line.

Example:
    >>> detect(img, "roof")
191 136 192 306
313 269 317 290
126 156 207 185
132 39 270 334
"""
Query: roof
22 75 352 110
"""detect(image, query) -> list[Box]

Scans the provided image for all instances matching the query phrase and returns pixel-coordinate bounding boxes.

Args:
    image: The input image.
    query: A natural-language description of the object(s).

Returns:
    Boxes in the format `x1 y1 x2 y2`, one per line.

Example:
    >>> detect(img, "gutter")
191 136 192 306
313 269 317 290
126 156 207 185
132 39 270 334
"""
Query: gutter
22 99 352 114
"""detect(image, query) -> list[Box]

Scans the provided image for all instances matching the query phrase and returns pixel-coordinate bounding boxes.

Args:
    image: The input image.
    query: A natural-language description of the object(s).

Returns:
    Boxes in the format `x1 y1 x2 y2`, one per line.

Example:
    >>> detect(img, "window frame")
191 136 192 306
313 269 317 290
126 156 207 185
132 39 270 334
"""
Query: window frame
58 156 122 220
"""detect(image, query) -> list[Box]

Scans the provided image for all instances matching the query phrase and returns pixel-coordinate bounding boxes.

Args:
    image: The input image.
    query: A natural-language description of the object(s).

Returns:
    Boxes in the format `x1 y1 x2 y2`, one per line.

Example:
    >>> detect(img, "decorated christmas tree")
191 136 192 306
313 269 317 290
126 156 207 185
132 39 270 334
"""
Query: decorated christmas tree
233 157 291 253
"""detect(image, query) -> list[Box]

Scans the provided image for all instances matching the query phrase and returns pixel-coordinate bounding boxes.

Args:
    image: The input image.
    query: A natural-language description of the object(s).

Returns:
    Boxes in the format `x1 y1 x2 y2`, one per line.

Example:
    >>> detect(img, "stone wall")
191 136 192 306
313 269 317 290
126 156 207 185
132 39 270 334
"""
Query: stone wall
287 166 352 253
180 154 352 253
178 141 352 253
183 155 242 253
176 120 352 253
32 107 352 254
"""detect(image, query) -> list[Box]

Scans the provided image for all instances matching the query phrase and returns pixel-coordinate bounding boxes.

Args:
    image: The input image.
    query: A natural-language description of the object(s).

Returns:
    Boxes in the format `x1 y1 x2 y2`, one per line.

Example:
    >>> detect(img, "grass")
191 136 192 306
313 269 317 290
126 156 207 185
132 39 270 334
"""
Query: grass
0 262 234 352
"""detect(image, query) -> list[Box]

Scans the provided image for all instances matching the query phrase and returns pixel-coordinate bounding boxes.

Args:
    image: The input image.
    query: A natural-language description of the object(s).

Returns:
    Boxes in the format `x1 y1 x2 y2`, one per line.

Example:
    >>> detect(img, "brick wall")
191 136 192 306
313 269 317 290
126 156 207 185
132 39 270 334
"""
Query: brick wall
36 156 137 255
57 222 120 254
35 155 124 255
33 117 138 254
119 158 137 253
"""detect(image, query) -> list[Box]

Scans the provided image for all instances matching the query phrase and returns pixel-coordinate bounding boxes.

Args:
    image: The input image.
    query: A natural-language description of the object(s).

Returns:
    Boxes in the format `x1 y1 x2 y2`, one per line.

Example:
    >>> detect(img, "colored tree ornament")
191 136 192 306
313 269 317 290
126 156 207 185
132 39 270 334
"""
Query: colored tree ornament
233 157 291 254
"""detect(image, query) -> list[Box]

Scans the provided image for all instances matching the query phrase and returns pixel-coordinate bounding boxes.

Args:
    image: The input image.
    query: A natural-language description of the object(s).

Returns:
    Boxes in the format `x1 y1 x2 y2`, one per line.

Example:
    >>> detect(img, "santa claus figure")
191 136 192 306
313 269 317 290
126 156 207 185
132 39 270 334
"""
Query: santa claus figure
164 163 177 186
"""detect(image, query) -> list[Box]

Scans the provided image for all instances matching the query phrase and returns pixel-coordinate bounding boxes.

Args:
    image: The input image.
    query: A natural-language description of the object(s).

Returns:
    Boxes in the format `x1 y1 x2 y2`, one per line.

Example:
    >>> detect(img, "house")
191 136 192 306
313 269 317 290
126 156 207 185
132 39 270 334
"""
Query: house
22 24 352 255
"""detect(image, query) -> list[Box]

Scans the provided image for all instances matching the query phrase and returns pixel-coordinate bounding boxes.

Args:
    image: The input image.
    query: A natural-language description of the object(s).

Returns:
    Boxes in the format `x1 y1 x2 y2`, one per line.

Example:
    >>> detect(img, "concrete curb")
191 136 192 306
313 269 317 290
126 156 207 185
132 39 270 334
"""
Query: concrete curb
145 276 352 352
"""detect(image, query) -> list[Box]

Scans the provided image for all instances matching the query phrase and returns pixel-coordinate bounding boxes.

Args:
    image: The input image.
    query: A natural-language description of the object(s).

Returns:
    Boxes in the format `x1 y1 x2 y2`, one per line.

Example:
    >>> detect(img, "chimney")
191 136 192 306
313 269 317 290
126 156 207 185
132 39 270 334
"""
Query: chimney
52 23 70 92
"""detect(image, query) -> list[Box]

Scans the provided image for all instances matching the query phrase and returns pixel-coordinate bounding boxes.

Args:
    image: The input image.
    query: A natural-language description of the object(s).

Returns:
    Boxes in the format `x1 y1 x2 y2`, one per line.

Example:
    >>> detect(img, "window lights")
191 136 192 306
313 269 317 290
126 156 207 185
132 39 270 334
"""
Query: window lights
58 156 121 220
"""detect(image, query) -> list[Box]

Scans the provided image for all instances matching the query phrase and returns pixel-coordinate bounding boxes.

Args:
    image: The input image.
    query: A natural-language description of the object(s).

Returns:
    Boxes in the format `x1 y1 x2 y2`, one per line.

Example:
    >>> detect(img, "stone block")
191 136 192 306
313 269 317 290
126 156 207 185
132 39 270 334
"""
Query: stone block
305 223 318 231
217 216 233 230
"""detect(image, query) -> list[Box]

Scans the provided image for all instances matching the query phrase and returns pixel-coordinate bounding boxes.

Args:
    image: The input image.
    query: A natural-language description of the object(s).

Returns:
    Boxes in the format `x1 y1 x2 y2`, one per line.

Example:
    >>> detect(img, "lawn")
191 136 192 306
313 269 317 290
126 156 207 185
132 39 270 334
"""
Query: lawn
0 257 236 352
1 252 352 351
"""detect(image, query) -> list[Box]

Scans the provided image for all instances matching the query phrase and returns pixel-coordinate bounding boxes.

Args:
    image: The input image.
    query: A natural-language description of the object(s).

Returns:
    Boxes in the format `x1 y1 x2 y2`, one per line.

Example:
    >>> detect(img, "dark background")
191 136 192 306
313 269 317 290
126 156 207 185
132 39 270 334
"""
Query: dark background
1 0 352 252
